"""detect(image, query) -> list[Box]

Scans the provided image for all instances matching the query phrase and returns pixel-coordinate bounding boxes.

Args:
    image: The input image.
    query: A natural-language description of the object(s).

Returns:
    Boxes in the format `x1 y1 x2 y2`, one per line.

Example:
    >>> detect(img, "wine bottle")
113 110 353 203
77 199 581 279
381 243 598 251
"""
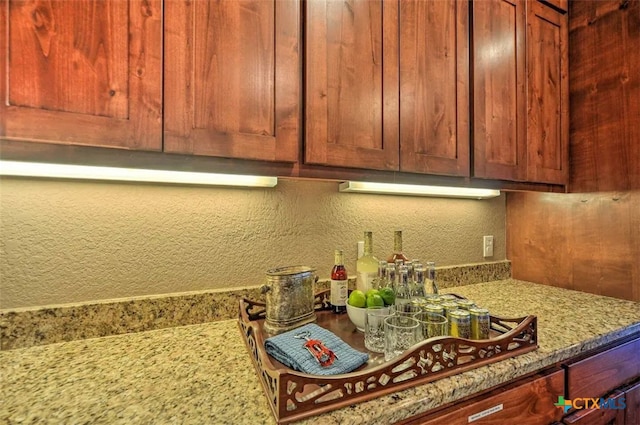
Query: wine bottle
356 231 379 293
330 249 348 314
387 230 409 264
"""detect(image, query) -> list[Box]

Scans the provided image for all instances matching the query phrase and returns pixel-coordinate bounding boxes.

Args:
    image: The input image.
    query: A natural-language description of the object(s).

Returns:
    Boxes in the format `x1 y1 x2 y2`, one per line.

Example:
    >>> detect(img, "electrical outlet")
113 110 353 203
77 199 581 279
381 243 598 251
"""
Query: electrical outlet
357 241 364 259
483 235 494 257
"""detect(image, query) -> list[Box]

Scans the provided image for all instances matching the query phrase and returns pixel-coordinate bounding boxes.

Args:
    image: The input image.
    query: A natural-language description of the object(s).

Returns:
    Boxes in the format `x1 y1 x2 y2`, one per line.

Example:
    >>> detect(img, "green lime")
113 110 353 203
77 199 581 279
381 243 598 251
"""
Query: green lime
366 293 385 308
365 289 380 299
379 287 396 306
348 290 366 308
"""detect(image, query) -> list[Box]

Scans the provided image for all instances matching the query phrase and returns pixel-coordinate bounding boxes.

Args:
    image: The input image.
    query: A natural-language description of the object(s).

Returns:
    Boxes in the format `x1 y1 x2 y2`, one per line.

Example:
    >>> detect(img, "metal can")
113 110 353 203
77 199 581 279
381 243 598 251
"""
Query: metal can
456 299 476 311
439 294 458 302
469 307 491 340
448 309 471 339
424 295 443 304
422 303 445 320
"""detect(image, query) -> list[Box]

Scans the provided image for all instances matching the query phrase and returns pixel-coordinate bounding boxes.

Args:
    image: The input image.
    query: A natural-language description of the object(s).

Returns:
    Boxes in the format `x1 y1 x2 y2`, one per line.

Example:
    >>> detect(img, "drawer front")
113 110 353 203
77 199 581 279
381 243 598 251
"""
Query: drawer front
562 391 625 425
565 337 640 400
410 369 565 425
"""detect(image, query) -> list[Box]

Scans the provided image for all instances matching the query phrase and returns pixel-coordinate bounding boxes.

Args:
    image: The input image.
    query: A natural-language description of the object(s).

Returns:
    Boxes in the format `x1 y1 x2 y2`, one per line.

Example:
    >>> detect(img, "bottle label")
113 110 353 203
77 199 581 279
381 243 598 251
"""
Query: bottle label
357 271 377 292
330 279 348 306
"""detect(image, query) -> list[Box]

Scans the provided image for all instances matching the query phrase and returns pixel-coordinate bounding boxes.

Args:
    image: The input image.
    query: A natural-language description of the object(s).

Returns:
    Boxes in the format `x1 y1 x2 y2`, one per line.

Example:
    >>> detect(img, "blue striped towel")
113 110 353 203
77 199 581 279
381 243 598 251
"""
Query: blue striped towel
264 323 369 376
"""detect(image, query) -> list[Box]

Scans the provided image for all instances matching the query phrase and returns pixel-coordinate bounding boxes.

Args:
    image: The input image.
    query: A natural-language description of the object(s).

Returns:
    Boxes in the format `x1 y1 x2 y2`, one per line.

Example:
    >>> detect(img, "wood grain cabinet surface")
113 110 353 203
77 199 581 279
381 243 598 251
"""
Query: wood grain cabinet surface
473 0 568 185
163 0 300 163
568 0 640 192
305 0 469 176
0 0 162 150
399 368 565 425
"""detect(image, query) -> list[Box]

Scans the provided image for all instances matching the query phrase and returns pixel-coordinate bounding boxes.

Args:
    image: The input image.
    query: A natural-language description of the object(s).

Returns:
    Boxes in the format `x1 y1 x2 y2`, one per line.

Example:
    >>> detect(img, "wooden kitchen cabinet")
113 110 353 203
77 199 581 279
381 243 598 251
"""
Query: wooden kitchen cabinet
473 0 527 182
305 0 469 176
163 0 300 163
399 0 470 176
473 0 568 185
0 0 162 150
305 0 399 171
399 368 565 425
526 0 569 184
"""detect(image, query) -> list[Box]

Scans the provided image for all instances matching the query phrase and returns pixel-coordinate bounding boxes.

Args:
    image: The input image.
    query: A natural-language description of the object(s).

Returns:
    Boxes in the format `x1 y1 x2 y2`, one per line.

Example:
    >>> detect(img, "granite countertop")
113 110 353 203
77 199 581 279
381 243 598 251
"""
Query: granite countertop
2 279 639 424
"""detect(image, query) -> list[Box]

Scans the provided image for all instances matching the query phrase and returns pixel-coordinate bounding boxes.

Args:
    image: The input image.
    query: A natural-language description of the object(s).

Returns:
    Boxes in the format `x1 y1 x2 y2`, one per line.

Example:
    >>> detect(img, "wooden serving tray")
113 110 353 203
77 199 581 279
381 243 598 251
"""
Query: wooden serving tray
238 291 537 424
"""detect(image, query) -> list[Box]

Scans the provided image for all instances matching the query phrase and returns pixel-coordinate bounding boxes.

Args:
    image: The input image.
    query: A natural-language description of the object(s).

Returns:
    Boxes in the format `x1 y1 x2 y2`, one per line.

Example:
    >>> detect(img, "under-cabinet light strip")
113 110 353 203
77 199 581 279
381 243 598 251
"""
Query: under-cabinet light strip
339 181 500 199
0 161 278 188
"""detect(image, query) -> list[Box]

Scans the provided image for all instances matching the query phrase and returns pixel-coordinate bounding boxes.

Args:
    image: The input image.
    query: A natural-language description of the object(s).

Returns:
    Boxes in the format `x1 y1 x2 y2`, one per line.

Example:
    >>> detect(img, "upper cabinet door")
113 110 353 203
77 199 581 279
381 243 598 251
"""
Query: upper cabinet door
399 0 470 176
472 0 527 181
163 0 299 162
0 0 162 150
527 0 568 184
305 0 400 171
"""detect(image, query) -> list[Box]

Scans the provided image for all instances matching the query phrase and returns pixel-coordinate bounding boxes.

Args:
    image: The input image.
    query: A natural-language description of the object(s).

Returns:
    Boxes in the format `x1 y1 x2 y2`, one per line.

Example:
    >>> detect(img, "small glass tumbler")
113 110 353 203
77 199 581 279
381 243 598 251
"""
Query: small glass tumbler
393 303 422 317
416 312 448 340
384 315 420 362
365 306 391 353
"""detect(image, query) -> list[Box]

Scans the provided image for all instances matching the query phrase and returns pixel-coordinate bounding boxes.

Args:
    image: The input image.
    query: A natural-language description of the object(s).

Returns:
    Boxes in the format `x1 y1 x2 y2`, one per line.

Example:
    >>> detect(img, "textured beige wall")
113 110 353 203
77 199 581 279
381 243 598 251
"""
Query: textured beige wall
0 177 506 309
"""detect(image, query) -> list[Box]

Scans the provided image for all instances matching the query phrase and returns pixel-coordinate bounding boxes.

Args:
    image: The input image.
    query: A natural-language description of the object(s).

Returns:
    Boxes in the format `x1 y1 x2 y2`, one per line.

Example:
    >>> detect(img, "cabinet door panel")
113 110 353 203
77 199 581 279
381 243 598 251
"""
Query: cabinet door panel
399 0 469 176
527 0 569 184
473 0 527 181
0 0 162 150
164 0 299 162
305 0 399 170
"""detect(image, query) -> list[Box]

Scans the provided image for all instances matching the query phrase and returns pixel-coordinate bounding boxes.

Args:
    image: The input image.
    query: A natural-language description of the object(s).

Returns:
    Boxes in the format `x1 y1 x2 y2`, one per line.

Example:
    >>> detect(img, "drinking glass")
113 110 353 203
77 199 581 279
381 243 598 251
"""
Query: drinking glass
364 306 391 353
393 303 421 317
416 312 448 340
384 315 420 362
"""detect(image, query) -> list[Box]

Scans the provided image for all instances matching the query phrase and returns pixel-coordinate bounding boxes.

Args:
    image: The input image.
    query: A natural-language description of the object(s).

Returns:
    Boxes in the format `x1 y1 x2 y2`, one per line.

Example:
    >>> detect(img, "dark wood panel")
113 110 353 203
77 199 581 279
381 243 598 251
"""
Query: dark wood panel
506 191 640 302
0 0 162 150
163 0 299 162
401 369 565 425
569 0 640 192
565 338 640 400
527 0 569 184
472 0 527 181
399 0 469 176
305 0 399 171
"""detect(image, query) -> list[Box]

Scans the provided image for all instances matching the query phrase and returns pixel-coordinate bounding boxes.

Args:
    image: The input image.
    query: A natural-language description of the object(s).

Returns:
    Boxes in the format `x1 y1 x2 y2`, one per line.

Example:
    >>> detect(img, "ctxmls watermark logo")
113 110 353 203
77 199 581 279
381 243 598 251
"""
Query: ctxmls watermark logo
554 396 626 413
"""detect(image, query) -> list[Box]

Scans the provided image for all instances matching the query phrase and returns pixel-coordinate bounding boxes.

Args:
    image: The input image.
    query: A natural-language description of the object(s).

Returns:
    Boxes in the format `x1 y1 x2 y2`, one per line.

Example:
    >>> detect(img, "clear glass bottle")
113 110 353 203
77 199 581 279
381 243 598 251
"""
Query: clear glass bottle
395 265 411 305
330 250 348 314
412 265 426 298
384 264 396 290
425 261 438 295
387 230 409 264
356 231 379 293
371 260 388 290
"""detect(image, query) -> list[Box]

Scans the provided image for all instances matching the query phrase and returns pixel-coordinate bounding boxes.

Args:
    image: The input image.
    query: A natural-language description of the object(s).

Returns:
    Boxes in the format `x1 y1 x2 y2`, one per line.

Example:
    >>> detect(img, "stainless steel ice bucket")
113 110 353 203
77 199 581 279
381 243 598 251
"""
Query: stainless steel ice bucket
261 266 317 334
